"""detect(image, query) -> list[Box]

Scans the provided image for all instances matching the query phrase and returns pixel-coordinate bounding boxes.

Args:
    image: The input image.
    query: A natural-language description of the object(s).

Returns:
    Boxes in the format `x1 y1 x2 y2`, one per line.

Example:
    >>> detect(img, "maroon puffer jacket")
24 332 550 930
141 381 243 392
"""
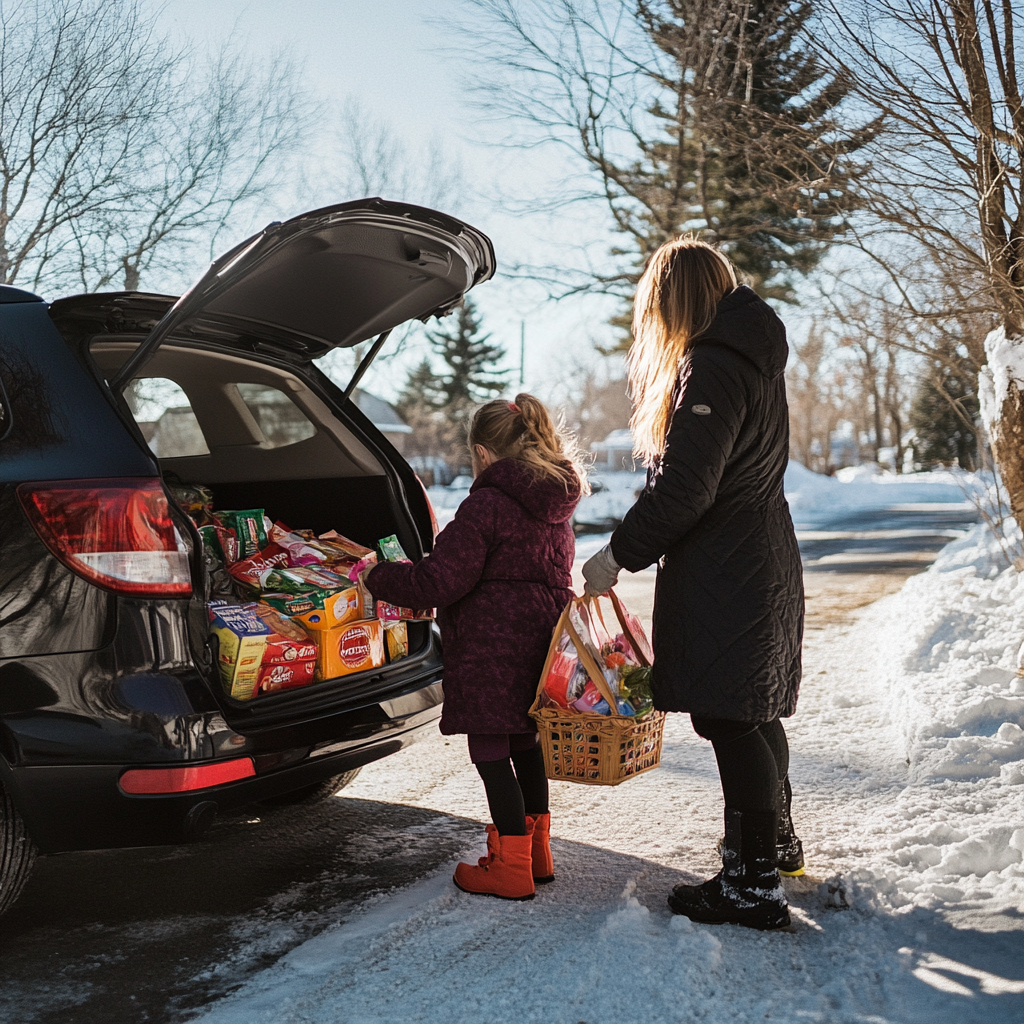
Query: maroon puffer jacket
366 458 580 734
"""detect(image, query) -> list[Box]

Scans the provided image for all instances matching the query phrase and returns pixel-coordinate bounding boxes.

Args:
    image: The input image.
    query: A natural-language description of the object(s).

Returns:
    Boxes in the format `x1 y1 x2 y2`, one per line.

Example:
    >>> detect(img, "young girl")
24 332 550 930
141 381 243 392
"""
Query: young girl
364 393 587 900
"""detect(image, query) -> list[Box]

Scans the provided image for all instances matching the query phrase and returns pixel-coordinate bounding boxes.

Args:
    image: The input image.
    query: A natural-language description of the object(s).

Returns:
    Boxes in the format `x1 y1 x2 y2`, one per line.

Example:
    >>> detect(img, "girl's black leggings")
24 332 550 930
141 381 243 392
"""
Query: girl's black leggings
468 732 549 837
690 716 789 815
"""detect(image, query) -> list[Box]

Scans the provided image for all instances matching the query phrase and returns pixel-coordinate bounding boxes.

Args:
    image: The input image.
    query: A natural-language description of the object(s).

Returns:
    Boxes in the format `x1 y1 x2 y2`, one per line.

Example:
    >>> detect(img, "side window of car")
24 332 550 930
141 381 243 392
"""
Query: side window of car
125 377 210 458
236 383 316 448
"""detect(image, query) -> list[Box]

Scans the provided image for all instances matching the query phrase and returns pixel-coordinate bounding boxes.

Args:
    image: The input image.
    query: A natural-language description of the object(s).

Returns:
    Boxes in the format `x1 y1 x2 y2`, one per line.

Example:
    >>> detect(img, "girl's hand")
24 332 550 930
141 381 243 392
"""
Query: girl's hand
582 544 620 596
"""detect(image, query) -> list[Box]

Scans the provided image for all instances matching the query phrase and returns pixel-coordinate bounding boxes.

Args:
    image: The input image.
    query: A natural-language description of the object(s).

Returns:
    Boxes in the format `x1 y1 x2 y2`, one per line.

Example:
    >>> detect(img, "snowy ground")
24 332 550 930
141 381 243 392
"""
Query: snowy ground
185 515 1024 1024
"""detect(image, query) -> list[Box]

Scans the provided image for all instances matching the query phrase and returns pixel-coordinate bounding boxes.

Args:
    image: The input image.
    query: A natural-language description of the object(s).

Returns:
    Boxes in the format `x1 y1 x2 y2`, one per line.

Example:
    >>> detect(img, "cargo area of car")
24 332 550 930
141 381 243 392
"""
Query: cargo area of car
87 337 434 708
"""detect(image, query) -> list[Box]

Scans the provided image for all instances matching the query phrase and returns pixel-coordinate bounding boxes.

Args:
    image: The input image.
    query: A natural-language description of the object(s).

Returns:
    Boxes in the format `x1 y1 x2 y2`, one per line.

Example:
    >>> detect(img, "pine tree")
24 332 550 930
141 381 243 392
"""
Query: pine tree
598 0 875 343
426 300 508 416
910 341 980 471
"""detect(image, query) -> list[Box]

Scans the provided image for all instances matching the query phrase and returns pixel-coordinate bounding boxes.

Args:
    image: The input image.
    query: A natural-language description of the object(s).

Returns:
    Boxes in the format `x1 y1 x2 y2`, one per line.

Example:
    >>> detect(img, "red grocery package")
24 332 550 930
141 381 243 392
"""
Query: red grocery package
227 544 290 586
257 659 316 692
542 649 578 708
263 633 316 665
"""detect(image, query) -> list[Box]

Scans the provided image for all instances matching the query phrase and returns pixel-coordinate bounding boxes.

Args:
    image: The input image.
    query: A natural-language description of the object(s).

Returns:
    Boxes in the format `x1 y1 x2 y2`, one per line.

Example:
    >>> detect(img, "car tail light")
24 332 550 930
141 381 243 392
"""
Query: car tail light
416 475 439 539
119 757 255 794
17 478 192 597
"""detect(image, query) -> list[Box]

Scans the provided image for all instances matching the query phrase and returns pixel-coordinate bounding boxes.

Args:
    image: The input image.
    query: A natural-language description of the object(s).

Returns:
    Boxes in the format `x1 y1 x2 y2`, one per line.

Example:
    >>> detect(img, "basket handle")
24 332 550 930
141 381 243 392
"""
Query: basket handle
564 614 620 711
607 588 653 667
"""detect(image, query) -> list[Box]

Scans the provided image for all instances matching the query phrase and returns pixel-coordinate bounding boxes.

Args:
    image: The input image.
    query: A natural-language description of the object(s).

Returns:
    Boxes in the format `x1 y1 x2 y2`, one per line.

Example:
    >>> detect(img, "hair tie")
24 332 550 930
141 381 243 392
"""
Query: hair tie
508 402 520 413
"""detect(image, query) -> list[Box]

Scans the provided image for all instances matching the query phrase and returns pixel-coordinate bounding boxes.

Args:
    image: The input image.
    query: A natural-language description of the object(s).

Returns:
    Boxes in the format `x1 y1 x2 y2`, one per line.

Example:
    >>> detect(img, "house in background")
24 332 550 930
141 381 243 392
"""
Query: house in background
590 428 636 471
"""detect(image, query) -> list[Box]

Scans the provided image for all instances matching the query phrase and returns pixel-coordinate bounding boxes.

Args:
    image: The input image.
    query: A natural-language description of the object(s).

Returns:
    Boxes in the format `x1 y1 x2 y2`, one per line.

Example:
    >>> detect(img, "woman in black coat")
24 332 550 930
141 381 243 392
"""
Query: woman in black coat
583 239 804 931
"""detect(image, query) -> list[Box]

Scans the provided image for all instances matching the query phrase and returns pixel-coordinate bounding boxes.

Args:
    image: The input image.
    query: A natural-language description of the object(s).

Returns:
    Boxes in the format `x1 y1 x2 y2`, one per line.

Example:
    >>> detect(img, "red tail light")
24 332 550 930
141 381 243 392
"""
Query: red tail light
17 478 192 597
119 757 255 794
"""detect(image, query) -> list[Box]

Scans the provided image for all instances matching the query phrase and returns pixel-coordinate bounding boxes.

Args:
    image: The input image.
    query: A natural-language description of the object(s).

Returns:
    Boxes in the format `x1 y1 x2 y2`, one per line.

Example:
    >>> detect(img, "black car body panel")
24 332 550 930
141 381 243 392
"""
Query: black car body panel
0 199 493 862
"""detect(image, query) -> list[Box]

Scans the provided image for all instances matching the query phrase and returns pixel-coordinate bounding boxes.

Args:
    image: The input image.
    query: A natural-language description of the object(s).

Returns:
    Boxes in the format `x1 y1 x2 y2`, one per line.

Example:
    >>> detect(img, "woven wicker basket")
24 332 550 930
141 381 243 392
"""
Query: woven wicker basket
530 591 665 786
533 705 666 785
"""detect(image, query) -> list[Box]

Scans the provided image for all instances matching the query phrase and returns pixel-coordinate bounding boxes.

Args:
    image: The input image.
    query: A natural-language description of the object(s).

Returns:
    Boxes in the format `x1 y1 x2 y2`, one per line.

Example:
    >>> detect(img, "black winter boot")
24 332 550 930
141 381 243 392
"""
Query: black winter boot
669 809 790 930
776 777 804 876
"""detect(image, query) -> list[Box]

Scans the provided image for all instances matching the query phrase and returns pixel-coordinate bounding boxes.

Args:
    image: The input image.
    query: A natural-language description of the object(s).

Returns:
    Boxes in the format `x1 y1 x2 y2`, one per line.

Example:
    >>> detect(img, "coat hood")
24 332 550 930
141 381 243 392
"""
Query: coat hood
470 458 581 525
694 285 788 379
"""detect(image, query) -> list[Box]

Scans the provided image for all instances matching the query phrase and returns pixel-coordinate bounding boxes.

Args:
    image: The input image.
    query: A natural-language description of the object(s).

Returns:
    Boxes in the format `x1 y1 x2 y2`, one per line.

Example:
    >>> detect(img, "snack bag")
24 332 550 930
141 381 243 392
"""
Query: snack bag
257 634 317 693
169 483 214 522
378 534 410 562
209 602 271 700
261 590 319 616
215 510 267 559
253 602 309 641
226 544 291 588
317 530 374 561
384 620 409 662
268 522 327 567
261 565 350 595
372 535 433 621
376 600 433 622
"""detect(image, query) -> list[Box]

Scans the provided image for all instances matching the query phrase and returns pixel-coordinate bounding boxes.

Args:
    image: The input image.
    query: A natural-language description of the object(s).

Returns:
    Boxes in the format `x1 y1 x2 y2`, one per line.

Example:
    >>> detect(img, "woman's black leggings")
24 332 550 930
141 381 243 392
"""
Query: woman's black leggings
690 716 789 815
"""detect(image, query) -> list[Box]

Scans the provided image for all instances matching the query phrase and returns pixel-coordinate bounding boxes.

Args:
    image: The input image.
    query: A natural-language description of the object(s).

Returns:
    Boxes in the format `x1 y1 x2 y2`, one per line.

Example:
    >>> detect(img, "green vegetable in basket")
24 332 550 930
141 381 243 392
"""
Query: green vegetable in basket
620 665 654 719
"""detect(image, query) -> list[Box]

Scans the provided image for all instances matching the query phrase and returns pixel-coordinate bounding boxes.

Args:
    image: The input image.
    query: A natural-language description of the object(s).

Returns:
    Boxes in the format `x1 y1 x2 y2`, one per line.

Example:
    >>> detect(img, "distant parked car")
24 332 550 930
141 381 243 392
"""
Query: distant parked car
447 475 474 490
0 197 496 915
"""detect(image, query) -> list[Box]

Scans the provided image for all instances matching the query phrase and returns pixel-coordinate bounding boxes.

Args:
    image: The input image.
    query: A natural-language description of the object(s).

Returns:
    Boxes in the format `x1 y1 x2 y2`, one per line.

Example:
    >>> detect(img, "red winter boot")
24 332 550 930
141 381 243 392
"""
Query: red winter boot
453 823 536 900
528 813 554 883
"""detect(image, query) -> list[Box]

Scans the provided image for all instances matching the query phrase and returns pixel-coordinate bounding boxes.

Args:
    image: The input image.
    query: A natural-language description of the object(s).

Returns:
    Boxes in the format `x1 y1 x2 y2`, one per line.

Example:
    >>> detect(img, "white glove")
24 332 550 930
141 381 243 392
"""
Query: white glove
582 544 621 596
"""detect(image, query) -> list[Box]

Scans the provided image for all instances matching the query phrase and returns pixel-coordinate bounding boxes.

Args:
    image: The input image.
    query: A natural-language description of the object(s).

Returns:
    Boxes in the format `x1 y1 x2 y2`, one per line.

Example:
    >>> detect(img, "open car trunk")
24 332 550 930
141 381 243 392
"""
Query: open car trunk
85 334 437 721
48 199 495 725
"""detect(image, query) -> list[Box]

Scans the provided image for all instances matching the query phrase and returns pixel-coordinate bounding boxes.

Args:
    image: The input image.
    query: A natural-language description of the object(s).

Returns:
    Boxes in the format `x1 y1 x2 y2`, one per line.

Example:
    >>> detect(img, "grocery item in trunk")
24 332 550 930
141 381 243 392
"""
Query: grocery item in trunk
309 618 386 680
169 482 214 521
268 522 328 566
257 634 317 694
209 602 272 700
374 534 434 621
378 534 411 562
215 509 267 558
384 620 409 662
227 544 290 587
260 565 350 595
317 530 374 561
253 602 309 641
261 590 320 616
292 584 365 631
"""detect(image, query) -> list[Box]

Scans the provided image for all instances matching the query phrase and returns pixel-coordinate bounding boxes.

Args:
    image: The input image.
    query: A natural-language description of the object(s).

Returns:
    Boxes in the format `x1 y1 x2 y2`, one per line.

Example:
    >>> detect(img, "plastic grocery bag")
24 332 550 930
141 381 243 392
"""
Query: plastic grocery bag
531 590 654 720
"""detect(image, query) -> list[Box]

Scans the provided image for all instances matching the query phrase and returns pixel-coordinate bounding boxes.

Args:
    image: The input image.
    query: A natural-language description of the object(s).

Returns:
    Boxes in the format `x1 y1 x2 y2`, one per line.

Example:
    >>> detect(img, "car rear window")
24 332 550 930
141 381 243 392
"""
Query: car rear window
125 377 210 458
236 383 316 448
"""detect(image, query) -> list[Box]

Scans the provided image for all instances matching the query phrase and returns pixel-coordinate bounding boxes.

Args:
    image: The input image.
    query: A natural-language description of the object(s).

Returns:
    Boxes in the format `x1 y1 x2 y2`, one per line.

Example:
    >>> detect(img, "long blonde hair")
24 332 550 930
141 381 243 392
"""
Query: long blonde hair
628 238 738 466
470 393 590 495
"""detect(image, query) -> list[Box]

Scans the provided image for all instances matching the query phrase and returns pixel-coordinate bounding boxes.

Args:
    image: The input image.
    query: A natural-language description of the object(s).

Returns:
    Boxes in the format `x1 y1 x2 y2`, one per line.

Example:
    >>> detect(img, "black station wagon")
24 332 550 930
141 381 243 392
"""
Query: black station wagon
0 198 495 914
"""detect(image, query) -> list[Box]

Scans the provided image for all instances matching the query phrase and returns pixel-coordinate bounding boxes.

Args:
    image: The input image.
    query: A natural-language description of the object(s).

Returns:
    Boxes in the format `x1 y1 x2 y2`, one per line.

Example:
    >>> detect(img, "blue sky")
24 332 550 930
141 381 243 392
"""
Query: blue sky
157 0 623 401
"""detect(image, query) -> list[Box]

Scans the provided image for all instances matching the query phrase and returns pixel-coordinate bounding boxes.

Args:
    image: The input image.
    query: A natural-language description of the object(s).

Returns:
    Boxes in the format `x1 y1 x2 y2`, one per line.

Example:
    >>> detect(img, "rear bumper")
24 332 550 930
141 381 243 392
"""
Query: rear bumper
3 685 441 853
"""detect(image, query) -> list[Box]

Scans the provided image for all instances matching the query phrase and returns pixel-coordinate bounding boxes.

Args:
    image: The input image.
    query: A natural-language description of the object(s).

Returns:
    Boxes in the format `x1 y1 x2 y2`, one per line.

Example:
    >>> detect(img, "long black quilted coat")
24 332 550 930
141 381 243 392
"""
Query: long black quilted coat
610 285 803 722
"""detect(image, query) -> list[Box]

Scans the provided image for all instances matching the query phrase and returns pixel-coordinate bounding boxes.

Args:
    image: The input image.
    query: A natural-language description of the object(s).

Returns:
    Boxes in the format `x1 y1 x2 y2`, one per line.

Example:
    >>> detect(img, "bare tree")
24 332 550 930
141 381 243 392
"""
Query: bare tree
0 0 307 296
819 0 1024 524
462 0 873 320
329 101 466 213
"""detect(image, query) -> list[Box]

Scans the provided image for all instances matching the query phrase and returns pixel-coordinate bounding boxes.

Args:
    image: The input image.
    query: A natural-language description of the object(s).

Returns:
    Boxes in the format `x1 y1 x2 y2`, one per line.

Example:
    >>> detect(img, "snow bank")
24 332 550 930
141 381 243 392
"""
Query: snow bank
844 519 1024 908
784 461 981 519
978 326 1024 435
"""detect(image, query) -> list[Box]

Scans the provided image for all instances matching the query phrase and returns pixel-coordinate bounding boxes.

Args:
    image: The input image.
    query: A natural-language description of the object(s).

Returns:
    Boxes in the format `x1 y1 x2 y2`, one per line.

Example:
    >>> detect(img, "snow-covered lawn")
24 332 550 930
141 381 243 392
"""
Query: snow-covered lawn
189 519 1024 1024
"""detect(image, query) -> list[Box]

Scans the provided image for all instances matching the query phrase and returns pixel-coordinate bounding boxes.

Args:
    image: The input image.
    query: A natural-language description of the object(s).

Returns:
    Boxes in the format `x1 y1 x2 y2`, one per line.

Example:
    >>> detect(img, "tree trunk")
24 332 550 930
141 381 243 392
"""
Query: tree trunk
990 382 1024 530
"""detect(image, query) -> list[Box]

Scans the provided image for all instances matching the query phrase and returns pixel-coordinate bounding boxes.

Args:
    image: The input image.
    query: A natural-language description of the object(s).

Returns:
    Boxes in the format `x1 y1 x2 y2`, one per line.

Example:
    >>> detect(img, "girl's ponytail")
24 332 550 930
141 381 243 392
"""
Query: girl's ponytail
470 393 590 494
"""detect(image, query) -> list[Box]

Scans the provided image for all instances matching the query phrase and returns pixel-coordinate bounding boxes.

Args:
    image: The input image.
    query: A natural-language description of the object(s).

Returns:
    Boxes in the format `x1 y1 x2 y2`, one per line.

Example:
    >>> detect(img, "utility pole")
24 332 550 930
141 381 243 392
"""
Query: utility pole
519 320 525 388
